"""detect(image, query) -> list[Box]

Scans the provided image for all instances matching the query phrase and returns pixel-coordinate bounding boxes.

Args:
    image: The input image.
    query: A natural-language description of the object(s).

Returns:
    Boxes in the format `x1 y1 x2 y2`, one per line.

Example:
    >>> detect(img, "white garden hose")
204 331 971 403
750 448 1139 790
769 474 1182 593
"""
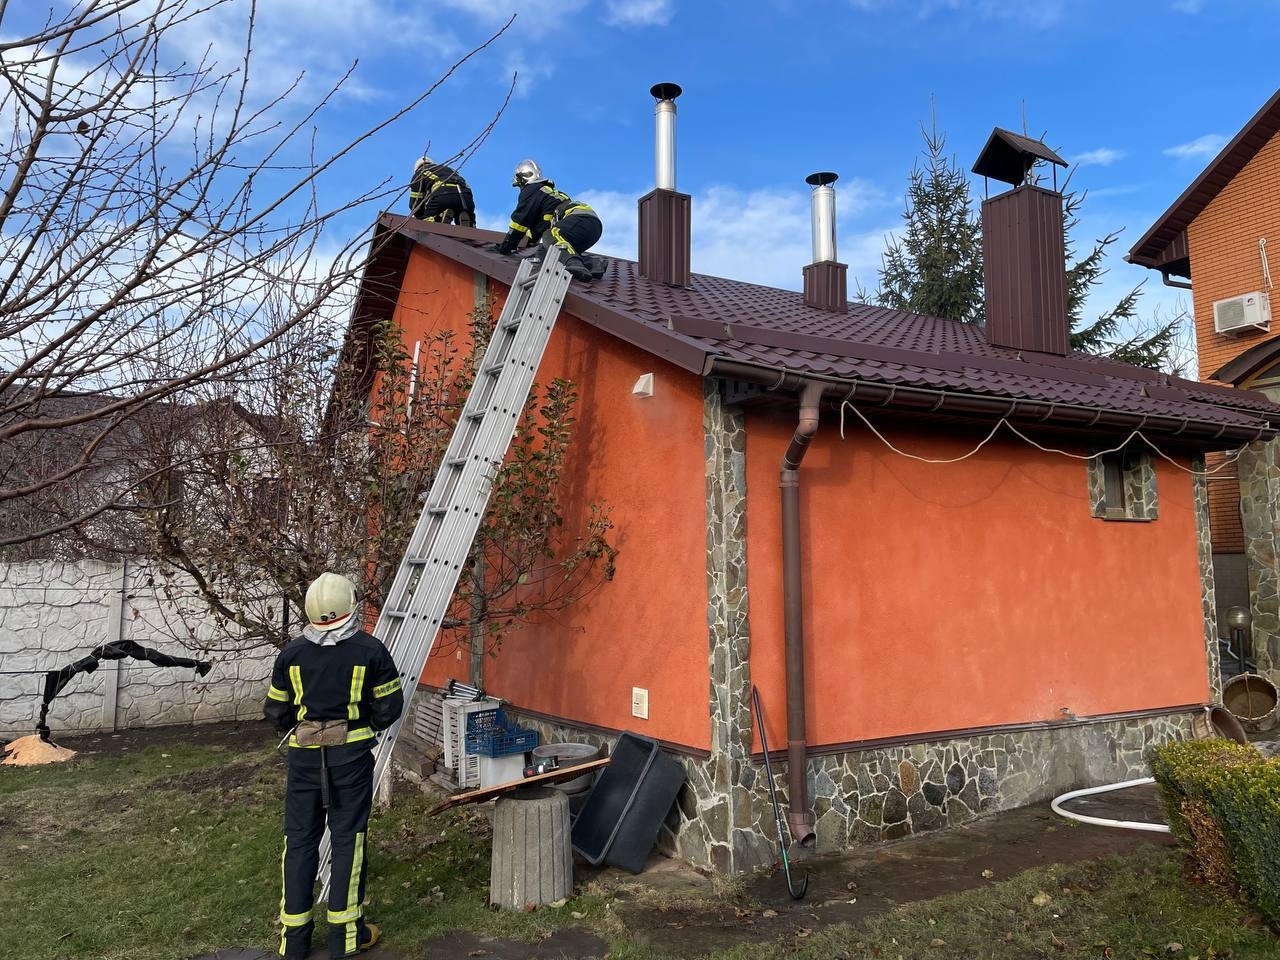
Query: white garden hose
1050 777 1172 834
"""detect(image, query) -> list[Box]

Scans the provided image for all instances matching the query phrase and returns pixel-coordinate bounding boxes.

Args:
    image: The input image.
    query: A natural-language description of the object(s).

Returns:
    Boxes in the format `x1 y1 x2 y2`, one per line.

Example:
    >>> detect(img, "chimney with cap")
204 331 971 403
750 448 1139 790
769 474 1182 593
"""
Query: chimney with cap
802 172 848 312
972 128 1070 354
638 83 691 287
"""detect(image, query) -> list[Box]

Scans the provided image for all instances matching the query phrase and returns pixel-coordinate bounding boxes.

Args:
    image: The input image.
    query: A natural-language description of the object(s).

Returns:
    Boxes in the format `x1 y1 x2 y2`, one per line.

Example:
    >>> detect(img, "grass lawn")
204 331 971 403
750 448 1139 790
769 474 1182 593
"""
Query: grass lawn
2 725 1278 959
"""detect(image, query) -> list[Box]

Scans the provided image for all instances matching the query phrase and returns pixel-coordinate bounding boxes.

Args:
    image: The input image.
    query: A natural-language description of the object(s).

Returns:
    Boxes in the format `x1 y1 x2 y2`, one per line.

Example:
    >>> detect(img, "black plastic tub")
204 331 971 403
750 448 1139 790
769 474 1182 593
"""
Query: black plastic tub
571 732 685 873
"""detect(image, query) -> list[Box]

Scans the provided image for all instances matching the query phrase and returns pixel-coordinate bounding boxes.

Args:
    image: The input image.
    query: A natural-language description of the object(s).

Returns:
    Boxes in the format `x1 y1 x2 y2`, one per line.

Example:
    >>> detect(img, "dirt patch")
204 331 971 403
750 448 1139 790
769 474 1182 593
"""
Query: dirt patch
151 754 282 798
419 928 610 959
50 719 274 759
617 790 1174 957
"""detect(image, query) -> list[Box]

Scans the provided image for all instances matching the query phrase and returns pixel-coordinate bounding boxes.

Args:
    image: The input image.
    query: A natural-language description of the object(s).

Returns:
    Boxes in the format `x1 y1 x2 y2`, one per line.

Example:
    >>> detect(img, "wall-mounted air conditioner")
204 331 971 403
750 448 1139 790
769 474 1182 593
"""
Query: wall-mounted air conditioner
1213 291 1271 335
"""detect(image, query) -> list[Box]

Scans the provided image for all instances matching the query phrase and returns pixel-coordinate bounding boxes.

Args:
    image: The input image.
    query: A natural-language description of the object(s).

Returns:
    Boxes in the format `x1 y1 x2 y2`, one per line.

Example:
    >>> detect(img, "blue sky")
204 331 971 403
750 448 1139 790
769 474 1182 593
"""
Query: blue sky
16 1 1280 338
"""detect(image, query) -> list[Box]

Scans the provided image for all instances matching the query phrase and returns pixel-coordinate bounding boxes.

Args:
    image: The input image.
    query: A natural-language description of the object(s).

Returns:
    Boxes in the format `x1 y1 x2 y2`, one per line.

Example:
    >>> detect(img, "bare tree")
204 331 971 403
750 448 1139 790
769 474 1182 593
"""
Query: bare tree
0 0 510 548
84 299 617 655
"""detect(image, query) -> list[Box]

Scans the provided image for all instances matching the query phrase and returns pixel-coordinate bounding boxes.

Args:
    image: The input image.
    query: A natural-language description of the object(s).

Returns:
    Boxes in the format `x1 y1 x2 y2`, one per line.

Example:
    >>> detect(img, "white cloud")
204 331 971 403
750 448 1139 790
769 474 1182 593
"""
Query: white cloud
1164 133 1228 160
427 0 589 92
1073 147 1125 168
849 0 1064 27
478 179 894 293
604 0 675 26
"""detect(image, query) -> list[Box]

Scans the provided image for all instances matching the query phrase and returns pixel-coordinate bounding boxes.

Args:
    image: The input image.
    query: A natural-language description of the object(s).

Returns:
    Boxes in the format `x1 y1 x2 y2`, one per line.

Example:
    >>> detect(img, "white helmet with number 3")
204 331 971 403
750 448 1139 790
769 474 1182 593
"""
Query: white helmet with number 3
304 572 357 632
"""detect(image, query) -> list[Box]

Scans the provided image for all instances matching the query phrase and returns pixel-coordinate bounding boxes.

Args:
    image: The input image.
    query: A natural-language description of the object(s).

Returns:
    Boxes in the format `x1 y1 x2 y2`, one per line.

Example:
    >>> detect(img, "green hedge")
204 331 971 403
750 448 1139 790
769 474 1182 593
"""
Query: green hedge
1150 739 1280 925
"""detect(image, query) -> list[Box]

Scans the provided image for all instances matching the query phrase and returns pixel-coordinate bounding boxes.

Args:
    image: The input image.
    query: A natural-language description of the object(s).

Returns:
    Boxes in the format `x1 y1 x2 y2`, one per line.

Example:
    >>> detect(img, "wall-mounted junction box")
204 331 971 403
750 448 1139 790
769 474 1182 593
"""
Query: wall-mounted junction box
631 686 649 720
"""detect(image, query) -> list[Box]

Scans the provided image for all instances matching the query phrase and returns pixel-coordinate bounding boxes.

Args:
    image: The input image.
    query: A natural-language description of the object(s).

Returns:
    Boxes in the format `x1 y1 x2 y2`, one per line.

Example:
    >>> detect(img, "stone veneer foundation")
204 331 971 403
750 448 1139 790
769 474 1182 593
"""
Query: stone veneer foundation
397 389 1224 875
1237 437 1280 680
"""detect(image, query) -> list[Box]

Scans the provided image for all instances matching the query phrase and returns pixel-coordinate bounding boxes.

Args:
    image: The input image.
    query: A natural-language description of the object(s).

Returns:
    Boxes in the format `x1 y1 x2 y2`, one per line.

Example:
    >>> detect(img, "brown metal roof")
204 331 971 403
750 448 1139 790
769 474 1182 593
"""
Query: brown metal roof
1128 88 1280 278
352 214 1280 448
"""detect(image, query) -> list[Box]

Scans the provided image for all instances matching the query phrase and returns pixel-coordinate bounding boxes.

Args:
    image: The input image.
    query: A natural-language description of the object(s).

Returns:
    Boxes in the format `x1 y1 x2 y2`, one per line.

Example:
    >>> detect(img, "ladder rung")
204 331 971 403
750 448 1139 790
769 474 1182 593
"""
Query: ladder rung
446 455 467 468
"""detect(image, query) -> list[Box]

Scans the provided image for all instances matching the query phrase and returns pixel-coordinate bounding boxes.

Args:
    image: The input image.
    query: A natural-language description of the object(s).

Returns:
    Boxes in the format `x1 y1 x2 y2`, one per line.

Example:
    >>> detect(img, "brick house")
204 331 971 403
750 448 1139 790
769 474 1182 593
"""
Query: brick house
1129 87 1280 682
339 115 1280 873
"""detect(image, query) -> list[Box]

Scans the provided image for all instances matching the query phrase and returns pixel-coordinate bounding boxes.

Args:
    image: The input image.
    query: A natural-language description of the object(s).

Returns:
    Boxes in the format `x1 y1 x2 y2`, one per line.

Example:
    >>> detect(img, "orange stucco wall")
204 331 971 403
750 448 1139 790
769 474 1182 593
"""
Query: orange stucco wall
744 410 1210 750
1189 130 1280 382
393 247 712 749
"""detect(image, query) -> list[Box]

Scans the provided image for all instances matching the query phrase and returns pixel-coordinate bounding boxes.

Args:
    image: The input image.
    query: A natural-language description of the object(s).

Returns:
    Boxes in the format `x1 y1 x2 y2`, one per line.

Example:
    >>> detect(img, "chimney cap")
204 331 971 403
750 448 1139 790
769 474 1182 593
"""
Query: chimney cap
650 82 683 101
972 127 1066 187
805 171 839 188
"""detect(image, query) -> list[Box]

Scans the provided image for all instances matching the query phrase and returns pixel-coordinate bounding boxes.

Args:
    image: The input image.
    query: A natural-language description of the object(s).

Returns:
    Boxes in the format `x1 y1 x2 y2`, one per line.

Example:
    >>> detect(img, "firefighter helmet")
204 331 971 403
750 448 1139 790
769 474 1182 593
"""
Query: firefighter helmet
304 572 357 632
414 155 432 173
512 158 543 187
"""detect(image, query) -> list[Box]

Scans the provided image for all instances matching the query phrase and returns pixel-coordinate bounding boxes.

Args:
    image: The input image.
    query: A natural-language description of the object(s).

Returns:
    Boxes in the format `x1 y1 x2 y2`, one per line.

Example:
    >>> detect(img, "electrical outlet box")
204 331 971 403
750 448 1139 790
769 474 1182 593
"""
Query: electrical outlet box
631 687 649 720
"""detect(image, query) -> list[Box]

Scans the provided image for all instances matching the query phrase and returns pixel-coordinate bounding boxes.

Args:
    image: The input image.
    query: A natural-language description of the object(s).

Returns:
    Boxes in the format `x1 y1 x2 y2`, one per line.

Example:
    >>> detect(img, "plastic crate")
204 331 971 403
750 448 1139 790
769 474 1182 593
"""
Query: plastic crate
465 707 538 758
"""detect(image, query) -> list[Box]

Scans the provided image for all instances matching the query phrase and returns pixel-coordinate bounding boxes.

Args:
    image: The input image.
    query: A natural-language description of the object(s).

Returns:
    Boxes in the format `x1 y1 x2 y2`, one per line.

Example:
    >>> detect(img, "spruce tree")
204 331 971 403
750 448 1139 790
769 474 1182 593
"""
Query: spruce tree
875 119 1186 372
876 123 985 323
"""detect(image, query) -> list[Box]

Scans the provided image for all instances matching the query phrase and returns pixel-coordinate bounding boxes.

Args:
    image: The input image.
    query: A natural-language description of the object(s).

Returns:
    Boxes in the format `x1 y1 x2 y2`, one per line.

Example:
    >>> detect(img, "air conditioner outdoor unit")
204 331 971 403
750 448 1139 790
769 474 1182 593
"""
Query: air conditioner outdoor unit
1213 291 1271 335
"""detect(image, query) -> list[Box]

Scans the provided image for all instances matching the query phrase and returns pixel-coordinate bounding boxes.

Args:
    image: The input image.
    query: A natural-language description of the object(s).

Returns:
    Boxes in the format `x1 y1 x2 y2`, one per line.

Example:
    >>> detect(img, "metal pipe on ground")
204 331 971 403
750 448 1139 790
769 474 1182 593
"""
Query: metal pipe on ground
781 381 822 847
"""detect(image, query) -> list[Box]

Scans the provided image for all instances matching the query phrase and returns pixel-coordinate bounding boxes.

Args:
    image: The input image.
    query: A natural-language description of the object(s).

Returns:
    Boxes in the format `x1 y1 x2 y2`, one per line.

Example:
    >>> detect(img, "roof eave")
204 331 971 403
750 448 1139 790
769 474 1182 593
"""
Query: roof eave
1128 88 1280 270
708 357 1276 449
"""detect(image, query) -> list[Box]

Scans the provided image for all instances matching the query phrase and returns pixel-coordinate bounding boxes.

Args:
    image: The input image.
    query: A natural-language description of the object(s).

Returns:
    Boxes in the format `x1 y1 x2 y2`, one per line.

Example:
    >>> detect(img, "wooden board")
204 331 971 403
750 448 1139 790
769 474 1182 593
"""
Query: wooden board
427 757 610 816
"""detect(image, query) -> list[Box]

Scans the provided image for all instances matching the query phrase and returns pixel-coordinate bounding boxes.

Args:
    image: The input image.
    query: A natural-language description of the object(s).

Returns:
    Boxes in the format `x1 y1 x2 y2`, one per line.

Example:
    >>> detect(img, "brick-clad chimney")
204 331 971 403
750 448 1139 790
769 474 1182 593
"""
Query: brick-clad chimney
638 83 691 287
802 171 848 313
972 128 1069 355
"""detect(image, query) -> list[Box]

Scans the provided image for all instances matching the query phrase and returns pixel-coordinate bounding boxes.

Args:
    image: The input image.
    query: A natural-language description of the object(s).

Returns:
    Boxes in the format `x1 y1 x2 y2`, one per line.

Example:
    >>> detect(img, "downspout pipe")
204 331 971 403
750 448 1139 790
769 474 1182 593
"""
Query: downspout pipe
781 381 822 847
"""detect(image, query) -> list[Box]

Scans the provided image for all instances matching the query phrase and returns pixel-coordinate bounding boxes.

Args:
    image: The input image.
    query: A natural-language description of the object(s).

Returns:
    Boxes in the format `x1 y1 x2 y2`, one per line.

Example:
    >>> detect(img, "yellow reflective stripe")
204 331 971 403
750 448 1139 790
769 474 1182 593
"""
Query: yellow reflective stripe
327 906 361 924
429 180 458 192
346 830 366 953
559 203 593 218
279 838 287 927
280 908 312 927
509 220 530 234
550 227 576 256
373 677 401 699
267 684 289 702
347 665 365 721
288 665 306 721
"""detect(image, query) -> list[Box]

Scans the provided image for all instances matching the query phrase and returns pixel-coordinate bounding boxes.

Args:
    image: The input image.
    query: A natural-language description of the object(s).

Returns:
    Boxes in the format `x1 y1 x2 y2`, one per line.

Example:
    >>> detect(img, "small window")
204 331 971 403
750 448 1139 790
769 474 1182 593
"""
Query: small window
1089 445 1158 521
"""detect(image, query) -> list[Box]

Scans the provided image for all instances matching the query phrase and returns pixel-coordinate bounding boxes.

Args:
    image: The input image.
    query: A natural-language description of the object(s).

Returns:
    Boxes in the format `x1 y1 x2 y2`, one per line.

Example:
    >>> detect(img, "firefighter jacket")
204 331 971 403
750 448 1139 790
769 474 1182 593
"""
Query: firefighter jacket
409 162 473 218
263 629 404 767
496 181 594 254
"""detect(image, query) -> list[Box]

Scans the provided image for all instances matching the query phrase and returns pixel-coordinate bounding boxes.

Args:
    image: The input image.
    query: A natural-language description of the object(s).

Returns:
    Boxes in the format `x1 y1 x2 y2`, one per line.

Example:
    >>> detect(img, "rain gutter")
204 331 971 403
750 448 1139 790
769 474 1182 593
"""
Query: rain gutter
705 359 1275 446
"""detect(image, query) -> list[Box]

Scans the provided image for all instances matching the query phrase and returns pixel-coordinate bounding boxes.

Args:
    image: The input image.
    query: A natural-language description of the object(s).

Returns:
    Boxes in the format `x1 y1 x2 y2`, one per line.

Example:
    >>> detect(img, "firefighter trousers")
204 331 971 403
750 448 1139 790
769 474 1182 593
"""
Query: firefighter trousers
414 187 476 226
279 750 374 959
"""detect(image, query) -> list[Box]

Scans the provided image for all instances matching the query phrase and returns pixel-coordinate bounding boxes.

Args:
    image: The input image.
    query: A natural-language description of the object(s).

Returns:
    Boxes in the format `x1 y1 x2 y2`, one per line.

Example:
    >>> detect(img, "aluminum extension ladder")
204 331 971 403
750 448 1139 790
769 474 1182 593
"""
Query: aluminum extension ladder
318 250 573 893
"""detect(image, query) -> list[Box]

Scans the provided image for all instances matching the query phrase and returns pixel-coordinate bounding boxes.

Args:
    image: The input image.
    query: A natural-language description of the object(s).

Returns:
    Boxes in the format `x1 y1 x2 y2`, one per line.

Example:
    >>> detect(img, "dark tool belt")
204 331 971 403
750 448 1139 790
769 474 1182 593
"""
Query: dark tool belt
293 719 350 748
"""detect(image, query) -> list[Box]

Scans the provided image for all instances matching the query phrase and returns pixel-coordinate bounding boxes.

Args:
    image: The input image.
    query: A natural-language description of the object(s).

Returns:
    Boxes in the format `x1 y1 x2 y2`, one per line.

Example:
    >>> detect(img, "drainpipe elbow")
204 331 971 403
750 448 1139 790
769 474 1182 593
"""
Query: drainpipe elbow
782 382 824 472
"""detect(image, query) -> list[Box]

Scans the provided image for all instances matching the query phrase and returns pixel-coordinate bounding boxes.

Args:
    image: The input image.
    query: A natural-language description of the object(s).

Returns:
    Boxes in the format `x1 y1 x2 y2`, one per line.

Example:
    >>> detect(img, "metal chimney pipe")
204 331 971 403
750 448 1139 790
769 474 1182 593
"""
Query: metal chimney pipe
651 82 682 191
806 172 838 264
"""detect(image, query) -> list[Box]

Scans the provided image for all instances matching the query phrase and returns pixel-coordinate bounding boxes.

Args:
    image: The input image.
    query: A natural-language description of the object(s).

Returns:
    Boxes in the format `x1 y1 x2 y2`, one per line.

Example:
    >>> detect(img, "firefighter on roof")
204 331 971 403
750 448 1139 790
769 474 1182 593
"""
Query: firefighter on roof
409 155 476 226
264 572 404 959
492 158 602 282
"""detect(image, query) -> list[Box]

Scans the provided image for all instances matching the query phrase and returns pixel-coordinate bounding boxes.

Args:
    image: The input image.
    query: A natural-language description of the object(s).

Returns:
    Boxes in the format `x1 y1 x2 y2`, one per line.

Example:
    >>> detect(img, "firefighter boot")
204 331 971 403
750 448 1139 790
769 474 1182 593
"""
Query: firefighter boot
564 254 593 282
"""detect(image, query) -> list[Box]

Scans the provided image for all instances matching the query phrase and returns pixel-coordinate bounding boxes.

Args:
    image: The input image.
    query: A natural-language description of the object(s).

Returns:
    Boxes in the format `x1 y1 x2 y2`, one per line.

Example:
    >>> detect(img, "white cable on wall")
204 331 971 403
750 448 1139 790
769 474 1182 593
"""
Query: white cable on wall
838 400 1245 477
1261 238 1273 292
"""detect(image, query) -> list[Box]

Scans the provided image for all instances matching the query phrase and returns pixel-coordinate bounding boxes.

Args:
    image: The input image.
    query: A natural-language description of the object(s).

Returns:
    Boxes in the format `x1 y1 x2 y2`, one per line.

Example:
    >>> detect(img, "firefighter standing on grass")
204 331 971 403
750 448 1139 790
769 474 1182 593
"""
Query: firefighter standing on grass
491 158 602 282
264 572 405 960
